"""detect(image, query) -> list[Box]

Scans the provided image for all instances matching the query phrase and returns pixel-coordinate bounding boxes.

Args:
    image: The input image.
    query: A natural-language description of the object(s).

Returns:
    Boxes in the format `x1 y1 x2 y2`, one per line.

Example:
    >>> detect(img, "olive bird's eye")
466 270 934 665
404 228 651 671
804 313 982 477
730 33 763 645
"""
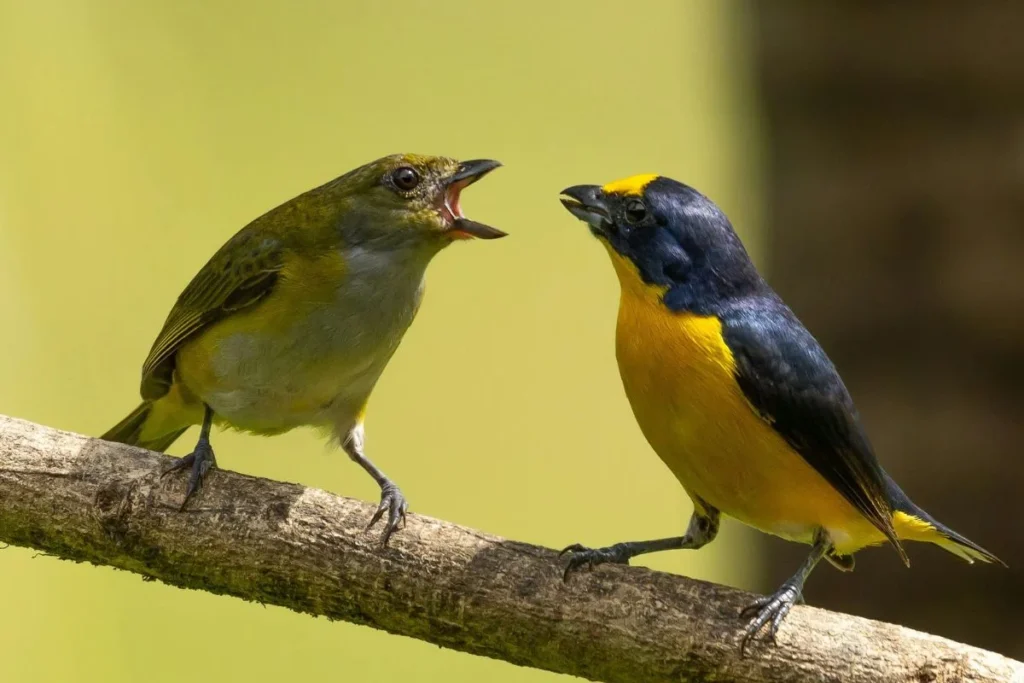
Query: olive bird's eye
392 166 420 191
624 198 647 224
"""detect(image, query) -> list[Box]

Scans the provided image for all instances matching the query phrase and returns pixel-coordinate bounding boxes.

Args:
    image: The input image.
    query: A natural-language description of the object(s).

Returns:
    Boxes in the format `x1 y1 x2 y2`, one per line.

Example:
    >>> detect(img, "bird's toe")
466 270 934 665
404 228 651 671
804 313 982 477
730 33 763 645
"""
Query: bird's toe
739 583 801 656
367 481 408 546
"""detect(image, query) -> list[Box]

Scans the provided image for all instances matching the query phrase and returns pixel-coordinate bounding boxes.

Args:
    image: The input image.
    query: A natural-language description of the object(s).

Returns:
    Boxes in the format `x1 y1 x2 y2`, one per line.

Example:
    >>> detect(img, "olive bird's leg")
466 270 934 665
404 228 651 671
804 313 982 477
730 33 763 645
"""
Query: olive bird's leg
560 504 721 581
342 423 407 546
162 404 217 511
739 528 831 656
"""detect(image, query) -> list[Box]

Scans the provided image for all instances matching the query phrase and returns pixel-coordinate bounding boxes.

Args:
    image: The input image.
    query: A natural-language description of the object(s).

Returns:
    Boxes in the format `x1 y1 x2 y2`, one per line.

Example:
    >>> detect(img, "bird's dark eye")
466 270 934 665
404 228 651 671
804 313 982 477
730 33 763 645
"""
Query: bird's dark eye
392 166 420 191
624 198 647 223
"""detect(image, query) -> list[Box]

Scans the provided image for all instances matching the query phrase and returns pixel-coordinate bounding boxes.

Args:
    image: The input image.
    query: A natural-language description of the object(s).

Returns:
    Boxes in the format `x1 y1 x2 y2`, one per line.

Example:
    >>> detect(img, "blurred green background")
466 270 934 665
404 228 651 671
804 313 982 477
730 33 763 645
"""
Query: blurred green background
0 1 763 680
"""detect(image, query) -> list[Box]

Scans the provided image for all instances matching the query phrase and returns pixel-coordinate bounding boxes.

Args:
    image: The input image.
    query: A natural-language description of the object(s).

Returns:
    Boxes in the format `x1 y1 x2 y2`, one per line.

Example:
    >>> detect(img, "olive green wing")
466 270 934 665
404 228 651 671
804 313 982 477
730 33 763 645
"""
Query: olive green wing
139 227 286 400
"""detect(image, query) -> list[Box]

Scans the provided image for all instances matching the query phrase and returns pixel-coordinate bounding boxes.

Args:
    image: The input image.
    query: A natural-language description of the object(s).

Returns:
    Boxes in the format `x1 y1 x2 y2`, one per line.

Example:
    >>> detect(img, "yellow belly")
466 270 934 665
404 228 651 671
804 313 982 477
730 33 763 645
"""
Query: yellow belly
613 277 884 553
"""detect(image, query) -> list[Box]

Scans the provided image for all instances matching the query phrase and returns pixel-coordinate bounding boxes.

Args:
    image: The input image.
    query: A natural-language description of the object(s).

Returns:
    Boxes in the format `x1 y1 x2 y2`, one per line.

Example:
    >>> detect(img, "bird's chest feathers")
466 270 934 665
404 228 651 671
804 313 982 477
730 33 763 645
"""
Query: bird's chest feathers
607 247 740 417
615 291 742 437
294 246 427 361
185 246 428 428
613 286 774 501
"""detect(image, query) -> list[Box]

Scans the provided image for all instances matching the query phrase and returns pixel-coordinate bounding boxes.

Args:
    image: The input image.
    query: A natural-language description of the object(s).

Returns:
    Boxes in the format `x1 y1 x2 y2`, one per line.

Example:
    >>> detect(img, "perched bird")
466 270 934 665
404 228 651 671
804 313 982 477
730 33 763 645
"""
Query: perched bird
103 153 504 544
558 174 1002 651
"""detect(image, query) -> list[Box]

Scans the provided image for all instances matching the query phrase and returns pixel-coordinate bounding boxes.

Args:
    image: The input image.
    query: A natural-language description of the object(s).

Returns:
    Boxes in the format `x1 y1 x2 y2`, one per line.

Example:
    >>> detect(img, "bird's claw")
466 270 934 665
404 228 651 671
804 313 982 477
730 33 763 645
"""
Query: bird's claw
559 543 632 582
739 582 802 657
366 481 408 546
161 440 217 511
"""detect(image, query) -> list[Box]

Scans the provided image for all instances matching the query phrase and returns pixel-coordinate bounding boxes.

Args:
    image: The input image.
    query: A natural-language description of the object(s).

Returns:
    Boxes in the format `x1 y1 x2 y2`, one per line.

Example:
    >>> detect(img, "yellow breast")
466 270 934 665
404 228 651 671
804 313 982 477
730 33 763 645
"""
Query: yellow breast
606 248 882 551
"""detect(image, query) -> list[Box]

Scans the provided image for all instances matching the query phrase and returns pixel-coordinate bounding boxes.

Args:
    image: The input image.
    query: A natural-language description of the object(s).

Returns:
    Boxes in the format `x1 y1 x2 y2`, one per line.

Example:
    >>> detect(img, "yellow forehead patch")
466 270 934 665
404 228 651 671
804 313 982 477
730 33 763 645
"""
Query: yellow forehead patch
602 173 659 197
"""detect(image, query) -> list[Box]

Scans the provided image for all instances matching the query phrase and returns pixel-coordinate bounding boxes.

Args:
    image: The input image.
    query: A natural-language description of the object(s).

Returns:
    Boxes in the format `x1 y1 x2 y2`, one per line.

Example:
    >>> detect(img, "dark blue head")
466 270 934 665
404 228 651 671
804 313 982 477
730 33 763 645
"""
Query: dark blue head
559 174 765 313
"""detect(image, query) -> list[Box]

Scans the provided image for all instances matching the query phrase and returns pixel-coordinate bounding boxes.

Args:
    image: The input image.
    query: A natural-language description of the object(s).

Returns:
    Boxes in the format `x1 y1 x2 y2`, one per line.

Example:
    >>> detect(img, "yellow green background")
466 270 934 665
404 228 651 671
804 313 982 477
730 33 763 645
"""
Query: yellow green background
0 1 762 680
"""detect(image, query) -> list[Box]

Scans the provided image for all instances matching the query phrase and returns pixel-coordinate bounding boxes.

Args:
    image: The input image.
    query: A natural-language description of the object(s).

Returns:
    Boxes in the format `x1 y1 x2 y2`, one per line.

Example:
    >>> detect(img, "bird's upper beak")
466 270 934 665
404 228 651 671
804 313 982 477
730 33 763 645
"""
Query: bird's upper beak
559 185 613 235
443 159 506 240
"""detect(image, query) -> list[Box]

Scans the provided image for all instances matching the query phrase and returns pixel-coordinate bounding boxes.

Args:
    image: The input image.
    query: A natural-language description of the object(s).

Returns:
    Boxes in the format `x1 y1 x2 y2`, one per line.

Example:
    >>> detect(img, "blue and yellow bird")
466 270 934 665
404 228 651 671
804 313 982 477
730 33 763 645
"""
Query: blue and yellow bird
558 174 1002 650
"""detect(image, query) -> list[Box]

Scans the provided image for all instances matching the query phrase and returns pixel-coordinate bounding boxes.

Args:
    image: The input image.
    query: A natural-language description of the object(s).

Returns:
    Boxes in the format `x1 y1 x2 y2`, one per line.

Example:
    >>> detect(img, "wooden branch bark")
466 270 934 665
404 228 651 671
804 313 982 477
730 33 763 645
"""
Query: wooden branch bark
0 414 1019 683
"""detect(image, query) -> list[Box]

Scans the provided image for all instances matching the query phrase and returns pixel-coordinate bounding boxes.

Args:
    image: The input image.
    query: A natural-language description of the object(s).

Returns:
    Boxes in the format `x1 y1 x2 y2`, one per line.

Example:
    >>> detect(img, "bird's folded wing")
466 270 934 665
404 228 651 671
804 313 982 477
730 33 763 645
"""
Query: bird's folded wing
139 227 285 400
721 300 908 564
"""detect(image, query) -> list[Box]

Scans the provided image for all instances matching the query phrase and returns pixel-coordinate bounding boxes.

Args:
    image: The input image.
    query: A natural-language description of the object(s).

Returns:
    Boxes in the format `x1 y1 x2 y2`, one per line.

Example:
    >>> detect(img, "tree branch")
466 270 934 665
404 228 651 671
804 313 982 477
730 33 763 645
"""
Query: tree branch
0 414 1018 683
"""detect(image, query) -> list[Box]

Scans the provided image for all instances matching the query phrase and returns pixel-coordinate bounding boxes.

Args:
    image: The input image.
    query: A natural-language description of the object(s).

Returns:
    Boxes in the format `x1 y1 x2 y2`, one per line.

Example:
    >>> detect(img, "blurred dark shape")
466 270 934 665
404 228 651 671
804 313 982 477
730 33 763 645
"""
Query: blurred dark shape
751 0 1024 659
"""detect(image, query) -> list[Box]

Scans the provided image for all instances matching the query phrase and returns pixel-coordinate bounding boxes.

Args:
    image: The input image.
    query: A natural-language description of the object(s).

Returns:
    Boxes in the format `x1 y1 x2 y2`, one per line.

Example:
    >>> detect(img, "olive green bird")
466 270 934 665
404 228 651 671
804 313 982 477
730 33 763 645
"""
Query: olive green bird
102 153 504 544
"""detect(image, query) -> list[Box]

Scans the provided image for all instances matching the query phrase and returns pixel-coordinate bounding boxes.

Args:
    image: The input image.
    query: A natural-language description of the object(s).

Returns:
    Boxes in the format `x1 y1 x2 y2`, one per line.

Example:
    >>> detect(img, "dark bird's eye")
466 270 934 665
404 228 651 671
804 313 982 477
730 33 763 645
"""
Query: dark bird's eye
624 198 647 223
392 166 420 191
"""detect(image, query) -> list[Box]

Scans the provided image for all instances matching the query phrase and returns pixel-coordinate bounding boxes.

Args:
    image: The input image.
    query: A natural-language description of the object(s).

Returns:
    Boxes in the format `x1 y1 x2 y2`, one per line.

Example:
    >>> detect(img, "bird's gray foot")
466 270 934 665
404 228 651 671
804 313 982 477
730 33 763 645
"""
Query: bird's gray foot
162 440 217 510
559 543 634 580
739 581 802 656
366 479 408 546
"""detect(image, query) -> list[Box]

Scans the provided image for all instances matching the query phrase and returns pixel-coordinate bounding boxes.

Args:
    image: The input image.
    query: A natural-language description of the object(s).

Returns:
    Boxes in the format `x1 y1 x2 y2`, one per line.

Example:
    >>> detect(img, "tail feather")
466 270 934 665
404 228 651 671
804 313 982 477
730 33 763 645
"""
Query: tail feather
101 402 151 445
101 402 187 454
929 519 1004 566
139 427 189 454
885 474 1005 566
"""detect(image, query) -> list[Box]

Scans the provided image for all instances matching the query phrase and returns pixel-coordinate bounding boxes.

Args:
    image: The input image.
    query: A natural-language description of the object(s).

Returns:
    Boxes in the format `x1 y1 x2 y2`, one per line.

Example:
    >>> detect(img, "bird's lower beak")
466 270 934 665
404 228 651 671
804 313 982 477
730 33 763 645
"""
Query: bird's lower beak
444 159 507 240
559 185 612 234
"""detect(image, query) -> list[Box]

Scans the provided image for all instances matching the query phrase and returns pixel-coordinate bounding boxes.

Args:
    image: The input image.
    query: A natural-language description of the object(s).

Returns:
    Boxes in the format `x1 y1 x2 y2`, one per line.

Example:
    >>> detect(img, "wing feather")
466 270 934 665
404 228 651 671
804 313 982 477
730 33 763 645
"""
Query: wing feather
139 227 285 400
721 299 908 564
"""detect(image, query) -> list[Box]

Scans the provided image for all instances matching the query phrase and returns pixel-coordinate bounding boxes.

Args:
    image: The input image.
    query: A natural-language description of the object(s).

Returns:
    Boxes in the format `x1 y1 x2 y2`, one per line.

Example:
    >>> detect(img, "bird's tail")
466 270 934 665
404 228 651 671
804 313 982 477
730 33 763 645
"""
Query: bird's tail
101 402 188 454
885 475 1005 566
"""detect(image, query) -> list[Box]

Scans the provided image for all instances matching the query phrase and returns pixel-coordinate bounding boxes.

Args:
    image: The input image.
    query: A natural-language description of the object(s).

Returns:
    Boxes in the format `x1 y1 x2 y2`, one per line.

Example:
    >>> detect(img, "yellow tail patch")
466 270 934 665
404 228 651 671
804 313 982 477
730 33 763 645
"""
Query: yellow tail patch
602 174 659 197
894 511 999 565
893 511 937 542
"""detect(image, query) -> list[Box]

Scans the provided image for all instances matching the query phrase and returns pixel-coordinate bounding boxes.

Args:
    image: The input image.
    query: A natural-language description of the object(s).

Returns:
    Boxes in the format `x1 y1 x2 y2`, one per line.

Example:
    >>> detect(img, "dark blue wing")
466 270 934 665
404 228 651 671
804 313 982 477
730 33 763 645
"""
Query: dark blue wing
721 297 907 563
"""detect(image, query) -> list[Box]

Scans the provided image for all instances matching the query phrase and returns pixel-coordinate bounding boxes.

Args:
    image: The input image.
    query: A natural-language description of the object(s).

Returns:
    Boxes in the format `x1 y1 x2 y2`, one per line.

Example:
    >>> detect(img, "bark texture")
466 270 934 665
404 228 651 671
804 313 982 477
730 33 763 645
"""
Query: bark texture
0 414 1020 683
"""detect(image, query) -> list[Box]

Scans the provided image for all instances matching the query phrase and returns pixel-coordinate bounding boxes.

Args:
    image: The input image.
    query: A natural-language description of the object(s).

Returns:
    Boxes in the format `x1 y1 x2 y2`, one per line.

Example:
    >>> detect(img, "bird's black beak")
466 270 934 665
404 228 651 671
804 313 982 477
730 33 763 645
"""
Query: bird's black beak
559 185 612 234
450 159 502 185
445 159 506 240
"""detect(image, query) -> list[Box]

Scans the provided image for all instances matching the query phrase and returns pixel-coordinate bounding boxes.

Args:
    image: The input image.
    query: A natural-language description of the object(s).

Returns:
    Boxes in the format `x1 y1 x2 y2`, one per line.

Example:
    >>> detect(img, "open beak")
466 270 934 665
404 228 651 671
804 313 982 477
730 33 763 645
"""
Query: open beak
559 185 613 235
444 159 506 240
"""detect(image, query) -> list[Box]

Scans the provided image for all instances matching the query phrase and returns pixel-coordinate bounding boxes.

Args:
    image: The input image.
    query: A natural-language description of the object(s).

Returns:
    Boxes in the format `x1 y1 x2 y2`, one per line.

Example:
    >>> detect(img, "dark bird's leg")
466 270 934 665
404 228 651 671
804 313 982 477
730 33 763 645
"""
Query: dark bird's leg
343 423 407 546
561 504 720 581
740 529 830 656
161 405 217 510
